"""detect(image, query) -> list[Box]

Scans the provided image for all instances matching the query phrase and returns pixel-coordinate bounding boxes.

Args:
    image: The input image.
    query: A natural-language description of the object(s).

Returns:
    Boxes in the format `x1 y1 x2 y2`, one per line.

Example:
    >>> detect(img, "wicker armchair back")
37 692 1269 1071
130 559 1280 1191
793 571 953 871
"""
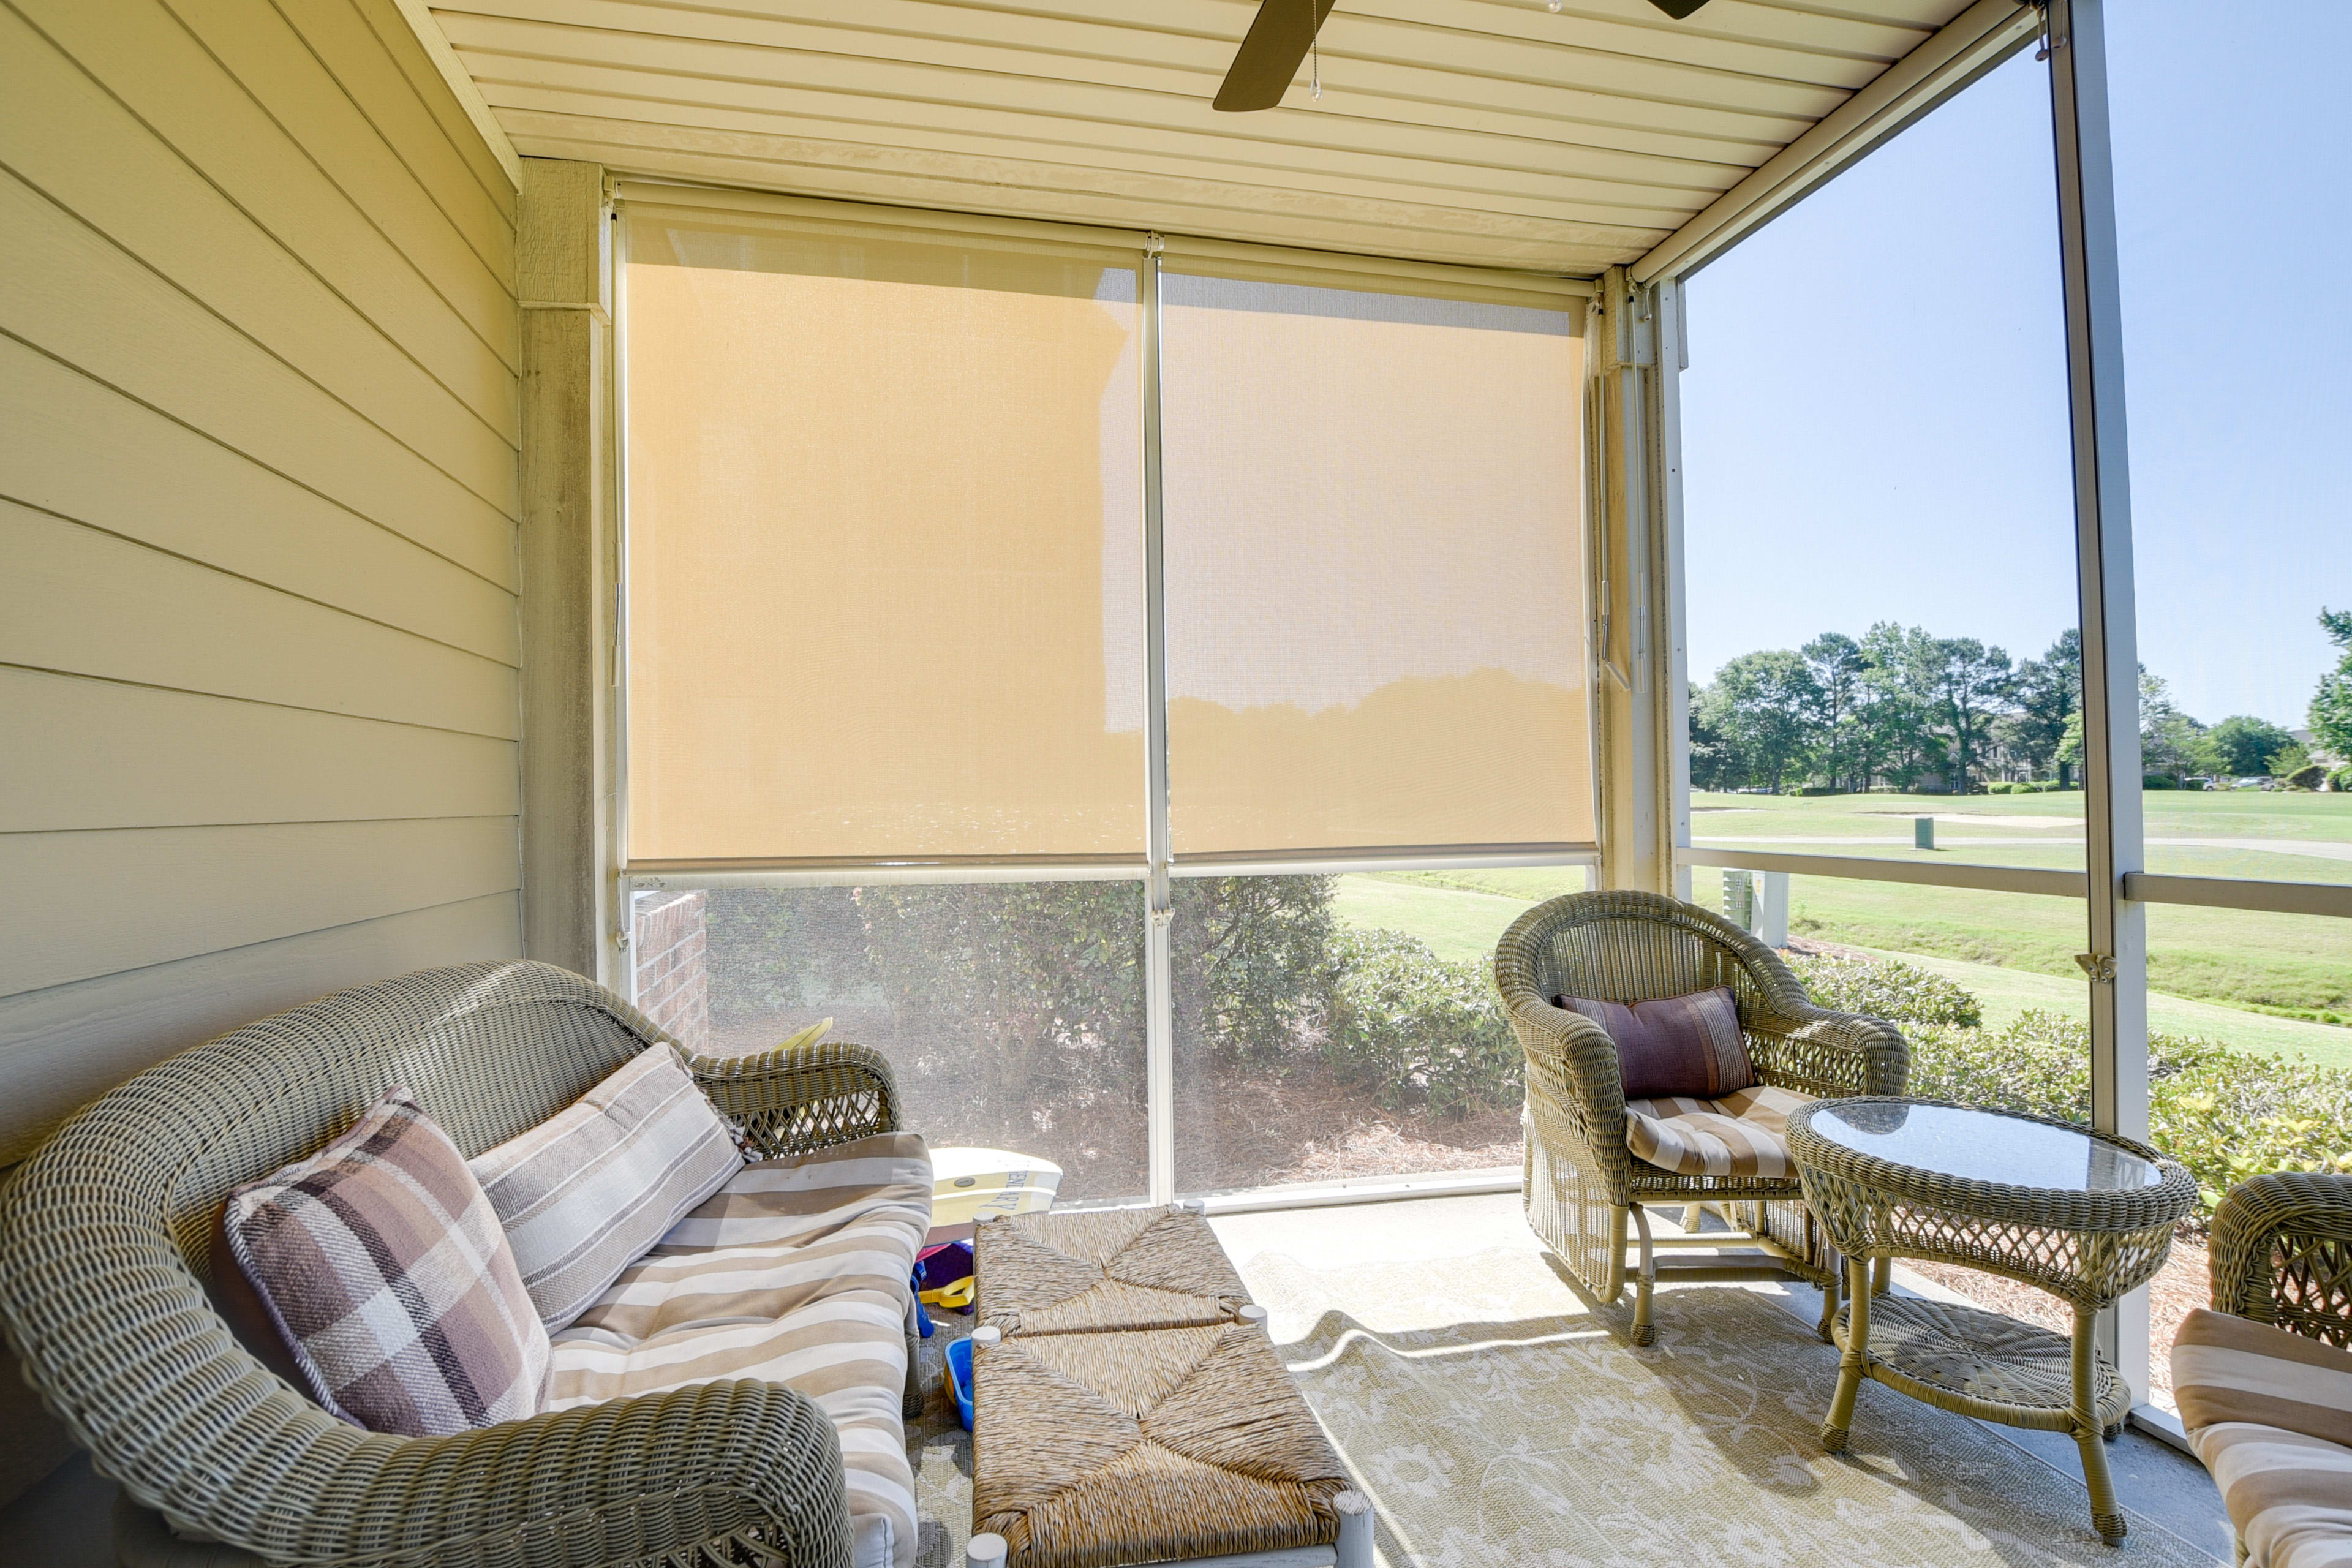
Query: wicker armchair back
1498 886 1789 1015
0 961 859 1568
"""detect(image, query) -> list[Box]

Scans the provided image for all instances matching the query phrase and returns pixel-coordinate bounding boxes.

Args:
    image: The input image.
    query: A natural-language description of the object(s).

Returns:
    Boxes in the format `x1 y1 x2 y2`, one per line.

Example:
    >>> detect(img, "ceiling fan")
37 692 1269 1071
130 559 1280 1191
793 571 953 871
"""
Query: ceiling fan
1213 0 1715 112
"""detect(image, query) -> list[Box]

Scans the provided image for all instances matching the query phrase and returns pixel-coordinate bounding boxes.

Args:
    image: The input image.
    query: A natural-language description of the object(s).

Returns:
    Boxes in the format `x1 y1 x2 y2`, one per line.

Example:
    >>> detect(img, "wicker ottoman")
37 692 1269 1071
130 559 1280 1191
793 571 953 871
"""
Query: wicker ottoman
976 1205 1250 1336
967 1207 1371 1568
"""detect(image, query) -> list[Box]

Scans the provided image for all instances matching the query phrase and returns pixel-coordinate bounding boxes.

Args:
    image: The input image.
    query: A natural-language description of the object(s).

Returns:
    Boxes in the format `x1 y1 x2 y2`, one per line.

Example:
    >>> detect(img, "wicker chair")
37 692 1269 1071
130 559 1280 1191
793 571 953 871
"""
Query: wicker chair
0 960 909 1568
2207 1170 2352 1347
1496 891 1909 1345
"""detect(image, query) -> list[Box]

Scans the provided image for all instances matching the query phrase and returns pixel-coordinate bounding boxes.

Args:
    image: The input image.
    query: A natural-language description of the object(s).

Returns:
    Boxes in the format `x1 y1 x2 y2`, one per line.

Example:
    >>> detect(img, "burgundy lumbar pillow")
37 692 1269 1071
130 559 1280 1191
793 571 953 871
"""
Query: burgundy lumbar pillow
1554 986 1754 1100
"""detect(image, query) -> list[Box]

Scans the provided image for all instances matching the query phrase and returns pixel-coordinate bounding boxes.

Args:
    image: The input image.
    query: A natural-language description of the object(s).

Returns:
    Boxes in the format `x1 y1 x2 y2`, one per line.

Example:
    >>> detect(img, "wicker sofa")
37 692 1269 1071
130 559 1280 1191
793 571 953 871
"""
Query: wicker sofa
0 960 922 1568
1495 890 1910 1345
2173 1172 2352 1568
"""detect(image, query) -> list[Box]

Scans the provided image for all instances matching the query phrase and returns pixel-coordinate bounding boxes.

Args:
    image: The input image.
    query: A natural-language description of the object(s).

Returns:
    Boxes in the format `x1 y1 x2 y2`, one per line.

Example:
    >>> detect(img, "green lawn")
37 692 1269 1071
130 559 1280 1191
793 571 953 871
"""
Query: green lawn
1687 787 2352 883
1330 841 2352 1070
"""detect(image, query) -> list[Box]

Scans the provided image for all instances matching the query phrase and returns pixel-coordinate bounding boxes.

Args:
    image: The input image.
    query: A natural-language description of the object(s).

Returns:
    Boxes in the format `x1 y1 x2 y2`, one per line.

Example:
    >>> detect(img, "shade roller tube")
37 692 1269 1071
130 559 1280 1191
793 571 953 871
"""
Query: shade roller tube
621 211 1148 861
1158 270 1593 856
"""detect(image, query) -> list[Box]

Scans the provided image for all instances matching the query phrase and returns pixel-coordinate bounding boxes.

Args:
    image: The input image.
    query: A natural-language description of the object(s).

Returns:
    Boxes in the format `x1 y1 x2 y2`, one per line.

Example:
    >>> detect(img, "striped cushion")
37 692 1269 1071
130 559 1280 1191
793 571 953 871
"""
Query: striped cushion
2175 1307 2352 1448
469 1044 743 1331
224 1088 549 1436
1626 1083 1813 1178
2176 1308 2352 1568
545 1131 933 1568
1560 986 1754 1099
2185 1422 2352 1568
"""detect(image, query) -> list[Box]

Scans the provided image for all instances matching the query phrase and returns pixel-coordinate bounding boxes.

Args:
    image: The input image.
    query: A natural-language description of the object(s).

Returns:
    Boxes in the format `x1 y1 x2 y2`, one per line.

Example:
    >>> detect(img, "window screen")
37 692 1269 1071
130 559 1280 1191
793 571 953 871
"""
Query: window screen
622 215 1146 861
1159 272 1591 856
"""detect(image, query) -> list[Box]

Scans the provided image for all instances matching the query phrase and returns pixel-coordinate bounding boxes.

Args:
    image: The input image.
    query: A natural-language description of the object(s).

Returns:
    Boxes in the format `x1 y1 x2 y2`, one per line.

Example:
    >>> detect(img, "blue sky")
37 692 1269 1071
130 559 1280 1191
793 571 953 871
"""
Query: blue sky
1680 2 2349 731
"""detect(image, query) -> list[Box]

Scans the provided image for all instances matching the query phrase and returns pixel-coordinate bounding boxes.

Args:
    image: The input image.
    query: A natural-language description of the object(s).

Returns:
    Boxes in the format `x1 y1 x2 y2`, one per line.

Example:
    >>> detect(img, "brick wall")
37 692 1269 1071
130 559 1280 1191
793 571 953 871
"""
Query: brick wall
633 891 710 1052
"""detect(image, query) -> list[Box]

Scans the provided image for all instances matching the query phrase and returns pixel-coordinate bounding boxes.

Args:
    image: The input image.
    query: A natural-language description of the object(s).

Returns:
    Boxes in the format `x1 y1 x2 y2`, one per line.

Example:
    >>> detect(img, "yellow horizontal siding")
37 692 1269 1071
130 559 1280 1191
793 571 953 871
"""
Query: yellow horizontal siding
3 502 519 739
276 0 519 276
11 0 520 386
0 338 516 663
0 670 518 835
0 168 519 584
0 819 522 998
0 894 522 1164
0 0 522 1161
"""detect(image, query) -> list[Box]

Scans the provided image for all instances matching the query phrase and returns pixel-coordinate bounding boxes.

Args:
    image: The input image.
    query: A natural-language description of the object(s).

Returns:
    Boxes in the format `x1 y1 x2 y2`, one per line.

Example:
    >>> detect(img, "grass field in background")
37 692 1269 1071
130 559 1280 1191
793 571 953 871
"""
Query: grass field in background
1329 807 2352 1071
1688 788 2352 883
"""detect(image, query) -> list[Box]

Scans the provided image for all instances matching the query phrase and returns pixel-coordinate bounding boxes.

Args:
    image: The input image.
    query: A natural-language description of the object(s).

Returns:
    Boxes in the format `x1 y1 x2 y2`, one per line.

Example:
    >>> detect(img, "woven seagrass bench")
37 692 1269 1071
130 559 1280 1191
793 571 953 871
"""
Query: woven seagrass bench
967 1207 1372 1568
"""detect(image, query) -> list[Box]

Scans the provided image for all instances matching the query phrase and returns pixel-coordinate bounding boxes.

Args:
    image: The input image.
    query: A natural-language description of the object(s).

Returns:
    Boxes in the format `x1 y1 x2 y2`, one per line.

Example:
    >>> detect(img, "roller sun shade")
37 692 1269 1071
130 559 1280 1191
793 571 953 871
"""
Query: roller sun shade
1158 270 1593 856
622 214 1147 862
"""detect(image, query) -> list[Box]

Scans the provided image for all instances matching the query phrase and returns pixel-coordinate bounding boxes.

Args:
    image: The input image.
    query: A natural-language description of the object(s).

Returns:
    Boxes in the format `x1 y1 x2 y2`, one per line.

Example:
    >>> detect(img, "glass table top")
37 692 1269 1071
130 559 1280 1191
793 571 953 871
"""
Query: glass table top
1807 1102 2166 1193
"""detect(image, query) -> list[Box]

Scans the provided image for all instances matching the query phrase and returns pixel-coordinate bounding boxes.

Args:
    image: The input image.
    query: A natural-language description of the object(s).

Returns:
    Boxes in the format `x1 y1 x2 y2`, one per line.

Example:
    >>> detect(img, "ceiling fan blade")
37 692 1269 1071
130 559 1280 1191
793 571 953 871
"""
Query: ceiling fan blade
1213 0 1339 113
1647 0 1713 16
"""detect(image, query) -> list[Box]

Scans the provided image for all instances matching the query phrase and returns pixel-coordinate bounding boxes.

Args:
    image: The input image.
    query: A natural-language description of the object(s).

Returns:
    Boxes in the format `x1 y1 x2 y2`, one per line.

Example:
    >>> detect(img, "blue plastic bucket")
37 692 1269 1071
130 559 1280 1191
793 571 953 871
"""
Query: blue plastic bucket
945 1335 976 1431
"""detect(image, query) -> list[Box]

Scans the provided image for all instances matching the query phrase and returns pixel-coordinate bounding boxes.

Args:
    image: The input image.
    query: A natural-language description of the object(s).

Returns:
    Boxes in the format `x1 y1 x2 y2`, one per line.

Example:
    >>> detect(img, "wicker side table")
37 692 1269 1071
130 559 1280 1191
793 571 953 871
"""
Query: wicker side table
1787 1098 2197 1547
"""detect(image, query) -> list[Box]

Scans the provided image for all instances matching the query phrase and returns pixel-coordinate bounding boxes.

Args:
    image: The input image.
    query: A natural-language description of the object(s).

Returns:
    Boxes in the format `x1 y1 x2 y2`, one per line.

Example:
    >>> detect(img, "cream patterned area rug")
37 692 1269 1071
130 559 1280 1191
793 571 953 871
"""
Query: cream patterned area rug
908 1245 2218 1568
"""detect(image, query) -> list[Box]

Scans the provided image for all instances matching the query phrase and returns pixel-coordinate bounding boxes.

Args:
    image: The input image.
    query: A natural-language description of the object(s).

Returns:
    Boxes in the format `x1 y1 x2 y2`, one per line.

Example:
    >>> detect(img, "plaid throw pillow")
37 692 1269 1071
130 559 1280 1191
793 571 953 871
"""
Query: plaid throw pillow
1555 986 1754 1100
468 1044 743 1331
224 1088 549 1436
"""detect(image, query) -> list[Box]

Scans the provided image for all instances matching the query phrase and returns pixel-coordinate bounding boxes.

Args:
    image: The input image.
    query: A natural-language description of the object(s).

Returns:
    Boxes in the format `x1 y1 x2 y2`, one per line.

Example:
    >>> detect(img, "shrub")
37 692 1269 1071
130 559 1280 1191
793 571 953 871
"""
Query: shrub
1795 955 2352 1221
1789 952 1981 1029
1324 929 1520 1118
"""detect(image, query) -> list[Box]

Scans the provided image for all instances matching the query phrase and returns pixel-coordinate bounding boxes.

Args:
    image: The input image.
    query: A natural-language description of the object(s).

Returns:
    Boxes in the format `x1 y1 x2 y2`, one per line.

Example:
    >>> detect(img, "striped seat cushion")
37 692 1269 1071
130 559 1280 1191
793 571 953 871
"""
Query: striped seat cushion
2174 1308 2352 1568
545 1131 933 1568
469 1044 744 1331
1625 1083 1814 1179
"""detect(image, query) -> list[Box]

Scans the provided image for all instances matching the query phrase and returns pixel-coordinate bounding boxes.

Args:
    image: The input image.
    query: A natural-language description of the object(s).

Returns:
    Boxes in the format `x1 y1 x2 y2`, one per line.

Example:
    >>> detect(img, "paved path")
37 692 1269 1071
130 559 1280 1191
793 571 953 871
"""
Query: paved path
1695 835 2352 864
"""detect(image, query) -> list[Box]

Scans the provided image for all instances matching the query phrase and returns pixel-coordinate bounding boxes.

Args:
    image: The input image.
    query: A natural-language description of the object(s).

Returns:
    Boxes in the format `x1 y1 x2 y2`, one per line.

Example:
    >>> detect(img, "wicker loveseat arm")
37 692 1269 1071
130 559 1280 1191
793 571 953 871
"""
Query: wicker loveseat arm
2208 1170 2352 1348
190 1379 851 1567
684 1039 903 1160
0 1196 855 1568
1741 1004 1909 1101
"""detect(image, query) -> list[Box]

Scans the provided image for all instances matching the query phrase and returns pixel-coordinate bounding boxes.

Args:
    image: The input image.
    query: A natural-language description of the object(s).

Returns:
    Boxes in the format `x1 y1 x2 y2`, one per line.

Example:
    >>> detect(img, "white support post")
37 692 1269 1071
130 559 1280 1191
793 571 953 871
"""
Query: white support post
1593 268 1677 895
1758 872 1790 949
518 159 618 986
1657 279 1694 904
2048 0 2150 1403
1140 241 1177 1207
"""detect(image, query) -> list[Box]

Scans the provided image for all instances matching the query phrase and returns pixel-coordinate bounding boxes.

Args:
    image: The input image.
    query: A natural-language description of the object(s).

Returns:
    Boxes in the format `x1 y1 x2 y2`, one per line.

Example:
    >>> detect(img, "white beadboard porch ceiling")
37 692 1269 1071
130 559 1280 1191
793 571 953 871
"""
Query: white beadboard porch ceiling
428 0 2002 276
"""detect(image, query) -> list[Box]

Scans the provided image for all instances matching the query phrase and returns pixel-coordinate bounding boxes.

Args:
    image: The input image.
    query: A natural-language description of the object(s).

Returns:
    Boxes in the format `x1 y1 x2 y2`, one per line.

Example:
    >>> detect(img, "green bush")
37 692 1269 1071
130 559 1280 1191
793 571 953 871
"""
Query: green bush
1796 955 2352 1219
1324 929 1520 1118
1789 952 1981 1028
